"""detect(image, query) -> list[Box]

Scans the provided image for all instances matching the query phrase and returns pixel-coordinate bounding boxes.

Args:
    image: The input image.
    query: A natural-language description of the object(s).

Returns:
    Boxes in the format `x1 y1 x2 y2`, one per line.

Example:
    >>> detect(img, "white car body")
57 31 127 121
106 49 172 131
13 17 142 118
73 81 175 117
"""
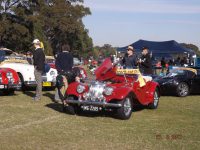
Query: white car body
0 62 57 88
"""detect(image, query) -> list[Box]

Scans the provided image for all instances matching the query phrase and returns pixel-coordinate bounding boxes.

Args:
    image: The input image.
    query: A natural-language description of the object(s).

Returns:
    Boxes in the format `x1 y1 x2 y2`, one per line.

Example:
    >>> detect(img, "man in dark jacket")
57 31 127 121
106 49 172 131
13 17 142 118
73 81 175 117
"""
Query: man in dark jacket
122 46 138 69
55 45 73 73
54 44 74 102
32 39 45 101
138 47 153 75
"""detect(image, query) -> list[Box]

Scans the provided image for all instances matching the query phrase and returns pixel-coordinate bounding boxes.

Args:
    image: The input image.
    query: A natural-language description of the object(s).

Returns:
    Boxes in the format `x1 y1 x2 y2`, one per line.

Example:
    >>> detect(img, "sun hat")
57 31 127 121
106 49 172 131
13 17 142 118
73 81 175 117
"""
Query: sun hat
32 39 40 44
127 45 134 51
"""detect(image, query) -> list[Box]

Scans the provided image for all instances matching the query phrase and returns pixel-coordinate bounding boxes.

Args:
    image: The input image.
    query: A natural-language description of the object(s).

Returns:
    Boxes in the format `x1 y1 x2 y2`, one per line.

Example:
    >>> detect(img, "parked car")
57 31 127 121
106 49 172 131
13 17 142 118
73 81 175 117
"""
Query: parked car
0 52 57 90
45 56 83 69
154 67 200 97
62 58 160 120
73 57 83 66
45 56 56 69
0 68 21 95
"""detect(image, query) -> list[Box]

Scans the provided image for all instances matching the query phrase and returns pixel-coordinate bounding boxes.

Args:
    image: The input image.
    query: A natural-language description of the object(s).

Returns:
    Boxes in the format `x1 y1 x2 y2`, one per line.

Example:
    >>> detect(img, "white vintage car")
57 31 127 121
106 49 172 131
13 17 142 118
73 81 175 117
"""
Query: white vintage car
0 54 57 89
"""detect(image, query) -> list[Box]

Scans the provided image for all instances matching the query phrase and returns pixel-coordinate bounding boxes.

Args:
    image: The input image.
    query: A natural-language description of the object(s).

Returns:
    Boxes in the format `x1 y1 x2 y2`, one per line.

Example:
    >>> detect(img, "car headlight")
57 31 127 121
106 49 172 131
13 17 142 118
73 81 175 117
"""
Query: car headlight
104 86 113 96
77 84 85 93
6 72 13 78
0 74 2 83
80 70 86 78
50 71 55 76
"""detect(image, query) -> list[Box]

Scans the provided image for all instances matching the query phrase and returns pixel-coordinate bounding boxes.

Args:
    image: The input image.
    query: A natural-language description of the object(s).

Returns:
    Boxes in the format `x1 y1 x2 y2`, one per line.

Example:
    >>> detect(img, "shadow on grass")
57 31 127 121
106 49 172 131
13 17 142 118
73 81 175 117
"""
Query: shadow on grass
45 103 115 118
45 103 145 120
43 92 55 101
0 91 17 96
22 91 35 98
160 93 200 98
45 103 64 113
22 88 55 99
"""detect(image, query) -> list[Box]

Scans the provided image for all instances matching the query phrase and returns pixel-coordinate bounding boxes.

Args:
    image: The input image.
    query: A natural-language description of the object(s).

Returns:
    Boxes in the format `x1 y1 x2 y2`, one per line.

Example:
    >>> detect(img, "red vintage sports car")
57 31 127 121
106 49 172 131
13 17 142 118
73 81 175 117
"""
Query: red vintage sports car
0 68 21 95
63 58 160 120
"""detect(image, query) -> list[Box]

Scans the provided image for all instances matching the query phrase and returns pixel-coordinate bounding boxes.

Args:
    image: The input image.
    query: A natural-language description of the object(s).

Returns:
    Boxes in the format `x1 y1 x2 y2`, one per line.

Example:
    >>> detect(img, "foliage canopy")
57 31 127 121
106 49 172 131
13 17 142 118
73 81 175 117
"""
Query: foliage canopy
0 0 93 55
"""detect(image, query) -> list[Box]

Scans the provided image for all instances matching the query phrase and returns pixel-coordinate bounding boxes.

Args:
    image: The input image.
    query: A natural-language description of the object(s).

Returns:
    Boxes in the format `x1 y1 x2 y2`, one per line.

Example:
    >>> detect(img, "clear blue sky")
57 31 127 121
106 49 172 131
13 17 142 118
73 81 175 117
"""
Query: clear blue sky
83 0 200 48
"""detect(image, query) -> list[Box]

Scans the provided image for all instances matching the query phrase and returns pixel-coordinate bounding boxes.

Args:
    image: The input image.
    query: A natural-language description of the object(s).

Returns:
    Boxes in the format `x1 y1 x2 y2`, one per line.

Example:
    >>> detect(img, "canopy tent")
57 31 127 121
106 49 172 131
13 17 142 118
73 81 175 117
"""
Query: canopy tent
117 40 195 55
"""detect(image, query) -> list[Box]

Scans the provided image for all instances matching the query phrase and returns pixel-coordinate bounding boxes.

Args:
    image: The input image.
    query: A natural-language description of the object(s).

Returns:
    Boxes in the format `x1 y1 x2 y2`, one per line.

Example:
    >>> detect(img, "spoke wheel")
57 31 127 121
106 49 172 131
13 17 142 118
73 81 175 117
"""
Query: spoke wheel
116 94 133 120
176 82 189 97
148 88 159 109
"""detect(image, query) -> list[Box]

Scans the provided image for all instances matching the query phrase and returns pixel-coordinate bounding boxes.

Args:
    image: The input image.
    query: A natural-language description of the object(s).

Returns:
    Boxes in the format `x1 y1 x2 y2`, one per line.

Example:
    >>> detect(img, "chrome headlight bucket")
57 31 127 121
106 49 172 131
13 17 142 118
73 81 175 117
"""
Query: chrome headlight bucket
6 72 13 78
77 84 86 93
0 73 2 83
104 86 114 96
6 72 14 83
80 70 86 79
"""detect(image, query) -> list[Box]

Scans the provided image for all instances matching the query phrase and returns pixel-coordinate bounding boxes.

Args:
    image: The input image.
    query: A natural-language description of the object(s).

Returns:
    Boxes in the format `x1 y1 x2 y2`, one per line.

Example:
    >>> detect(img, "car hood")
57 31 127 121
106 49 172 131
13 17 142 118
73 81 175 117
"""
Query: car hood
154 76 176 84
95 58 116 81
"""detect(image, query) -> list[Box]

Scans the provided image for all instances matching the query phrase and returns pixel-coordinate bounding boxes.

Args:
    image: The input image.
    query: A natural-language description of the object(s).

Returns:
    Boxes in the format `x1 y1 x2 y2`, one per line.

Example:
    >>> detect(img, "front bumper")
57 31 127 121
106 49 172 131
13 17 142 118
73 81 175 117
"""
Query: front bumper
0 83 21 90
64 99 122 108
24 81 56 87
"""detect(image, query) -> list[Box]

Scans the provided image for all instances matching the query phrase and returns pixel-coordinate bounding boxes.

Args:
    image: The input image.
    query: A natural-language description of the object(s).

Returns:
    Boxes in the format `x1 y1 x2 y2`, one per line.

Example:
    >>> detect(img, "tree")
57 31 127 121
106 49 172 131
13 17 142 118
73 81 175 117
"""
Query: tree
95 44 117 57
0 0 93 55
180 43 200 56
0 0 34 51
32 0 92 55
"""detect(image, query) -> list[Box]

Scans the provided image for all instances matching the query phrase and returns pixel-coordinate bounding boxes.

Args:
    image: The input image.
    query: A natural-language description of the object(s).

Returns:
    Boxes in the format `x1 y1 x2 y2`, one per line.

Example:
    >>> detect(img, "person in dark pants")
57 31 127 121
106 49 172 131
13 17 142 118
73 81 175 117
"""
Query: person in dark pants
121 46 138 69
138 47 153 75
32 39 45 101
54 44 74 103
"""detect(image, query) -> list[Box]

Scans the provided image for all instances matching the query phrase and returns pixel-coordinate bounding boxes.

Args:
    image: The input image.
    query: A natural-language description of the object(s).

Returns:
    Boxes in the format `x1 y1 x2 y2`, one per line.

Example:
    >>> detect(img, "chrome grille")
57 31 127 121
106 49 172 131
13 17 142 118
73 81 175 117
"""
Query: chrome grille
83 81 106 102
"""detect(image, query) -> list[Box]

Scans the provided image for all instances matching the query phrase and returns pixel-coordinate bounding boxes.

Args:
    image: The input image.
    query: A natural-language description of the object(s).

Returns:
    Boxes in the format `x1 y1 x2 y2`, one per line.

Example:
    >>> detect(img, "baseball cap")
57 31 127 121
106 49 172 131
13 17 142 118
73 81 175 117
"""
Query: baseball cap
32 39 40 44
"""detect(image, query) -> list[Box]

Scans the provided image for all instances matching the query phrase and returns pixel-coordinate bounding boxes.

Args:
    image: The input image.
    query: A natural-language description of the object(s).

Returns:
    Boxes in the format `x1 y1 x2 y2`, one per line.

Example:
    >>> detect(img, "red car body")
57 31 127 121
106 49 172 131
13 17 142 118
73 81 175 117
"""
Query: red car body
0 68 21 94
64 58 160 119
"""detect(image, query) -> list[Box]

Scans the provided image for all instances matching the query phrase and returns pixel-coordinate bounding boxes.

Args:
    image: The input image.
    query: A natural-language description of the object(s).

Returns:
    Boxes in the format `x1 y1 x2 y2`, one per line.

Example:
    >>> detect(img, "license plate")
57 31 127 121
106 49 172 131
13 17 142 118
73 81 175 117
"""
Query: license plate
0 85 4 89
42 82 51 87
81 105 101 112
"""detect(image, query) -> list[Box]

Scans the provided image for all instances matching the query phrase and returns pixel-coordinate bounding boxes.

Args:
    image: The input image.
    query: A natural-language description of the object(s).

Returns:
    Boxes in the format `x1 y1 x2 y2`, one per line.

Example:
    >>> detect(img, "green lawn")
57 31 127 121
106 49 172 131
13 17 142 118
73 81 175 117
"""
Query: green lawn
0 91 199 150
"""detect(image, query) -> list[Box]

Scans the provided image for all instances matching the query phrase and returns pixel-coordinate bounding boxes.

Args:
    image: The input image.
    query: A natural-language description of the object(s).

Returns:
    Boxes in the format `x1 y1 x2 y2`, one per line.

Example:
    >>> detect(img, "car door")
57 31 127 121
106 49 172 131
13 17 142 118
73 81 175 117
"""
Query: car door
191 69 200 93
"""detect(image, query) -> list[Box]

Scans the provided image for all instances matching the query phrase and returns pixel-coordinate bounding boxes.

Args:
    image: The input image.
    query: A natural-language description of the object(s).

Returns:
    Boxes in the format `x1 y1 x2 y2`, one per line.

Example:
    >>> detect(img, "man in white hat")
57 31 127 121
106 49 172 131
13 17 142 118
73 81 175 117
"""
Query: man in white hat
32 39 45 101
121 45 138 69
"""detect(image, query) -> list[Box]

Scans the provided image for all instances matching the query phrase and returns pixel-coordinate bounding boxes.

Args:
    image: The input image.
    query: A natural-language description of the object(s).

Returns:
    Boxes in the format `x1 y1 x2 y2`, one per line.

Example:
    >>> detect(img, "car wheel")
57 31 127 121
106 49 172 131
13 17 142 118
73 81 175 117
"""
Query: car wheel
18 73 26 91
63 96 80 115
176 82 189 97
116 94 133 120
148 88 159 109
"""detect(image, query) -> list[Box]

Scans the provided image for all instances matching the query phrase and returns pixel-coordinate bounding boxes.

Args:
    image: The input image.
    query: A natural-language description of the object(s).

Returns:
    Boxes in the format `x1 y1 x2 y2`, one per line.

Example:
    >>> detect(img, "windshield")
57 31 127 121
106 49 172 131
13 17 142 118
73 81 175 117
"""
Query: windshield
166 69 186 77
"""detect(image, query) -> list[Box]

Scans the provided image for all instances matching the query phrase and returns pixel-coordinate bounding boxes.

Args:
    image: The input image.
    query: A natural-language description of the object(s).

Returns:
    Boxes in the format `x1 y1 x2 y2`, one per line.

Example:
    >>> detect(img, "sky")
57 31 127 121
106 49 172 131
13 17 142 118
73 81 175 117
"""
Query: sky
82 0 200 48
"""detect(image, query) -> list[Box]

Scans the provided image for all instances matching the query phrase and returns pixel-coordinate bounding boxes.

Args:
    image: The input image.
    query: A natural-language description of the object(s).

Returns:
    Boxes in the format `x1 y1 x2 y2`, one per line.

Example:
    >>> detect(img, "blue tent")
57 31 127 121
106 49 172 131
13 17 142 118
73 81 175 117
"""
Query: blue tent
117 39 195 55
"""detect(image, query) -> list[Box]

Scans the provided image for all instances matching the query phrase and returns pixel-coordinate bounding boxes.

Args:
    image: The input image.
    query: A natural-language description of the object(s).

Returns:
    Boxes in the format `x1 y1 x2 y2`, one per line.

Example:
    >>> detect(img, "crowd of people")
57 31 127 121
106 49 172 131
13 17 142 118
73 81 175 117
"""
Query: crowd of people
31 39 192 102
31 39 78 103
120 45 153 75
118 45 193 76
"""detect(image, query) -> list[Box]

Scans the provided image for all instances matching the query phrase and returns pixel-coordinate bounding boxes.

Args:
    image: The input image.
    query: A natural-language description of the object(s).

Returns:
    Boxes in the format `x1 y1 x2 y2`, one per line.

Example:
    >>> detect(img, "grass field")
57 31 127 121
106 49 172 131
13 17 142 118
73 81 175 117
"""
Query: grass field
0 90 199 150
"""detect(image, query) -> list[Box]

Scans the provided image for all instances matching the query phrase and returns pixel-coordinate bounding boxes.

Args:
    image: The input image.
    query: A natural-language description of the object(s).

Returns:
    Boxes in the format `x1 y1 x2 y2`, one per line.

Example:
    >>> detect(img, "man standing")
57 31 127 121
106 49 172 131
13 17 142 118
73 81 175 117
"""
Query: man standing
54 44 74 102
138 47 153 75
32 39 45 101
122 46 138 69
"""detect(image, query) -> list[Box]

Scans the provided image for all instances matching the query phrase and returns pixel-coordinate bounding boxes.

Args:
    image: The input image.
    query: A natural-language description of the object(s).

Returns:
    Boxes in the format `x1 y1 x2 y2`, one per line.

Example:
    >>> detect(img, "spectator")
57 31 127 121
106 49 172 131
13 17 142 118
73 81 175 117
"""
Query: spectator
54 44 74 103
161 57 166 74
180 57 187 66
138 47 153 75
32 39 45 101
174 57 181 66
121 46 138 69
